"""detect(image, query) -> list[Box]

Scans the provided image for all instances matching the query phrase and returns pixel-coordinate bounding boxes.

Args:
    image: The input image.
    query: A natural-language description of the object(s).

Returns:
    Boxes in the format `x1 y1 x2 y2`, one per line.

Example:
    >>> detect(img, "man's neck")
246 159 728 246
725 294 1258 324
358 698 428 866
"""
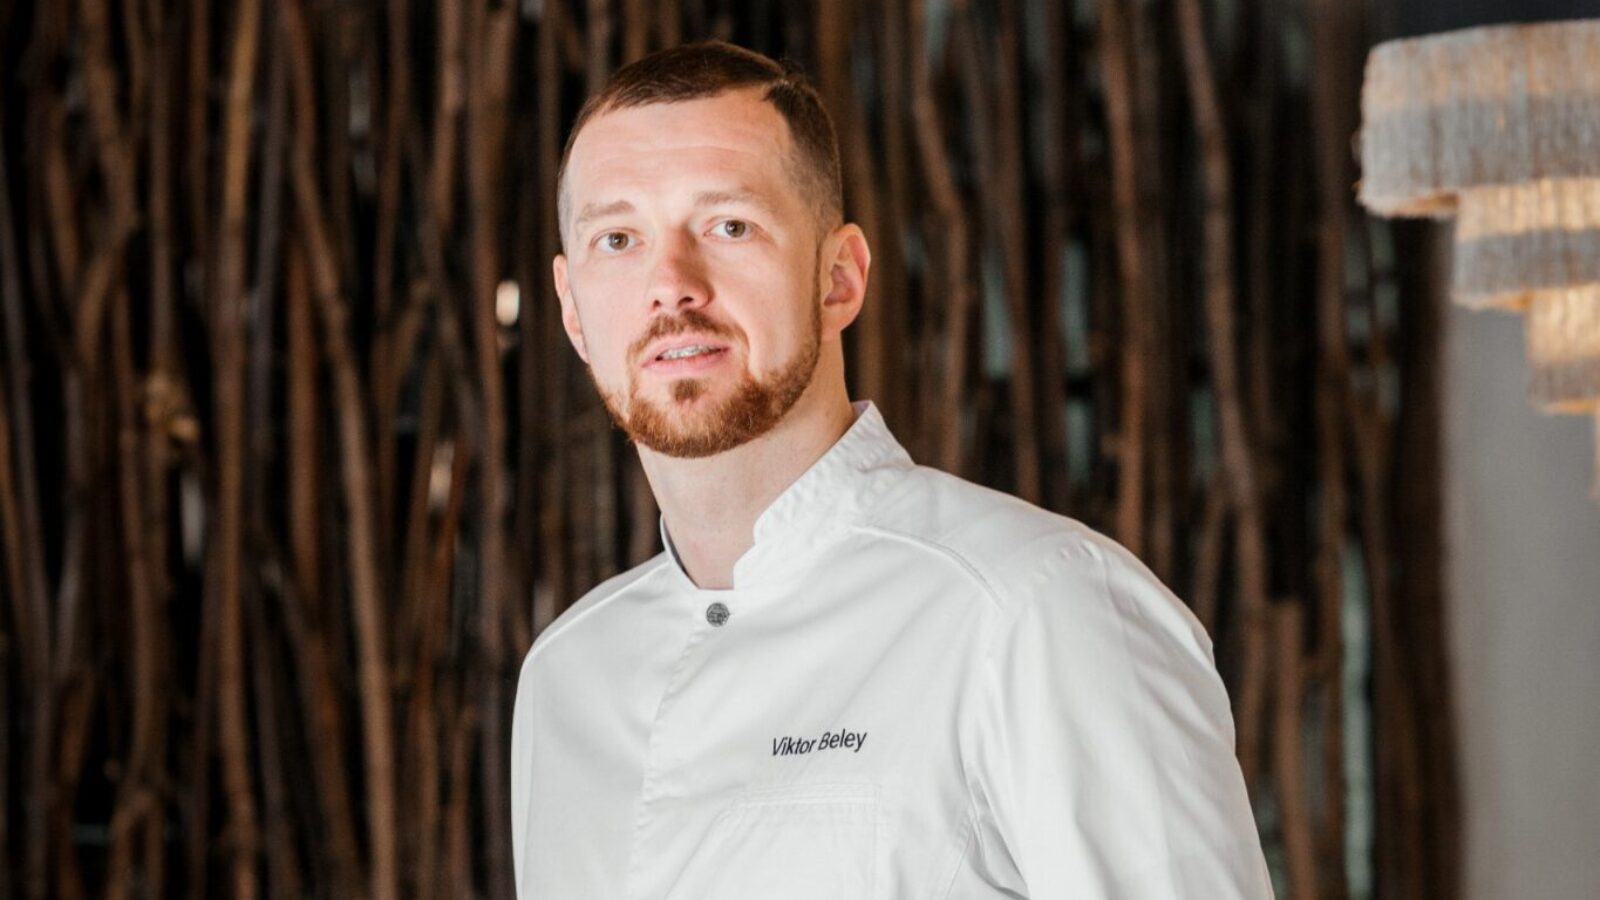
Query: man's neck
640 389 857 590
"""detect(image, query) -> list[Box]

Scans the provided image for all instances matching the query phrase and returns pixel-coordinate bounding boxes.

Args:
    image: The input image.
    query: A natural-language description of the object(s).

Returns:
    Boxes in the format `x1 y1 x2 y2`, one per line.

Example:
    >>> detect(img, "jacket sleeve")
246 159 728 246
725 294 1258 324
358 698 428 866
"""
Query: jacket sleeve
961 532 1274 898
509 645 539 897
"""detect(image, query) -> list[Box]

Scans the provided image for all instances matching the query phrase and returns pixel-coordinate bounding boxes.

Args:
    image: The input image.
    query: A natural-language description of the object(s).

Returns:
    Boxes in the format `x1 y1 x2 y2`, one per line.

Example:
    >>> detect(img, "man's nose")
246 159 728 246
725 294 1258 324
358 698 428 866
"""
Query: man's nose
646 232 712 312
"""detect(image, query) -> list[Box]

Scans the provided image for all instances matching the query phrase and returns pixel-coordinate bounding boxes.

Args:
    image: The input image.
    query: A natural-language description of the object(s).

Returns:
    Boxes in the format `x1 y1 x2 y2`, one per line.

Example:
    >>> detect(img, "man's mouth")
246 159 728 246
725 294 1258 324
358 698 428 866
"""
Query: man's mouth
641 331 733 366
656 344 723 361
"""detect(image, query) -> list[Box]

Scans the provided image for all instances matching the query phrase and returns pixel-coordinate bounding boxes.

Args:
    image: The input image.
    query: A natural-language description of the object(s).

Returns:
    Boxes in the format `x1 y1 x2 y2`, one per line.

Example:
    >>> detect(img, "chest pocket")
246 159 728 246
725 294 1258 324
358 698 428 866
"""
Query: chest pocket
665 781 880 900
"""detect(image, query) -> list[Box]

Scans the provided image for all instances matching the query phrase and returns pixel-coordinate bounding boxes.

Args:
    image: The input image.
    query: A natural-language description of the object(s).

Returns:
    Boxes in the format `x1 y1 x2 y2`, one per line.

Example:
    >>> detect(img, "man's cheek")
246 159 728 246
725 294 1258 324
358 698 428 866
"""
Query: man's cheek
600 346 635 384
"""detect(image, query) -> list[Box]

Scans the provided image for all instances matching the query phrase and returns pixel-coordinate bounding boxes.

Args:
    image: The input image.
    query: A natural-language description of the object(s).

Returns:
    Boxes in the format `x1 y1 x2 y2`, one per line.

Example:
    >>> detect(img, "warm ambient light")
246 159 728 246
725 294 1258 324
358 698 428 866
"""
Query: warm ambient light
496 279 521 327
1358 21 1600 220
1453 179 1600 311
1527 285 1600 415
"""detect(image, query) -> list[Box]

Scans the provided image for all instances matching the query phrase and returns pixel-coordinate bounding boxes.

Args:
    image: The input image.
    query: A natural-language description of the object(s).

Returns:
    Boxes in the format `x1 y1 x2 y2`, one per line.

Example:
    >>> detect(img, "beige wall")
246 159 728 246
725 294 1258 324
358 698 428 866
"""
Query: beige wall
1444 301 1600 900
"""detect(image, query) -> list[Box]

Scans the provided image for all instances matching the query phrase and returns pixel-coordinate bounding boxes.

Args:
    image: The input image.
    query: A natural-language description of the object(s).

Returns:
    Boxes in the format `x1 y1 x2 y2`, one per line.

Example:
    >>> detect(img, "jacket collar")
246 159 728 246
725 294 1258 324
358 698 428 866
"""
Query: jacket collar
658 400 915 591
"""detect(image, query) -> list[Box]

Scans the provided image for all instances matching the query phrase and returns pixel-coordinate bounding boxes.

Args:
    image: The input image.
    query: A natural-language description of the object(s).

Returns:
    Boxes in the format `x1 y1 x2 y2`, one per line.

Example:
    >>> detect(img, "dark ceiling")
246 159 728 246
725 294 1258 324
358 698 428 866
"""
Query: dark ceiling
1394 0 1599 37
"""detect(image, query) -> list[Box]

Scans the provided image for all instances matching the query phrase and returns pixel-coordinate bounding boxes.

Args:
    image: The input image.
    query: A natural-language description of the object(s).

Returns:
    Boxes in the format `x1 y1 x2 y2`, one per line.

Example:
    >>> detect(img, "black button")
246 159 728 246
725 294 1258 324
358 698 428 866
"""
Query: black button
705 602 730 627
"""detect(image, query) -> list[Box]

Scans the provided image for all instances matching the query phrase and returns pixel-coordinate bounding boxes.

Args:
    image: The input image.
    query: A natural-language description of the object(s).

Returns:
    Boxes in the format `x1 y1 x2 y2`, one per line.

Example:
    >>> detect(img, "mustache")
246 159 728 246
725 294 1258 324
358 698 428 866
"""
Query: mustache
628 308 741 360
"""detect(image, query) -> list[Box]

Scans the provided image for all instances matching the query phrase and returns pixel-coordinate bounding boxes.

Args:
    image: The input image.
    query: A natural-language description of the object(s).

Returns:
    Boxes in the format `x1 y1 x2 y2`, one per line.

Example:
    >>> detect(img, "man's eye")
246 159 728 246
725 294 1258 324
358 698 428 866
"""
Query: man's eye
714 219 750 239
599 232 633 252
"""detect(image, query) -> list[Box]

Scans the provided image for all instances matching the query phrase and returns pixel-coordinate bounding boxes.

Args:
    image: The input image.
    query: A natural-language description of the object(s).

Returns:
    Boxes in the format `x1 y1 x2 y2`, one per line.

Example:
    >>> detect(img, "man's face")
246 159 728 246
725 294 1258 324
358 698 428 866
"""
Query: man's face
554 88 828 458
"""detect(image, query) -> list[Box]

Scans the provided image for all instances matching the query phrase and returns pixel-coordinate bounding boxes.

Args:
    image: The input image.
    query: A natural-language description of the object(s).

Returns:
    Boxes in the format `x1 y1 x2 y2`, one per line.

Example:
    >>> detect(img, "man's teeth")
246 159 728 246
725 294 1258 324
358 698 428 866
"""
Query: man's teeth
659 345 718 360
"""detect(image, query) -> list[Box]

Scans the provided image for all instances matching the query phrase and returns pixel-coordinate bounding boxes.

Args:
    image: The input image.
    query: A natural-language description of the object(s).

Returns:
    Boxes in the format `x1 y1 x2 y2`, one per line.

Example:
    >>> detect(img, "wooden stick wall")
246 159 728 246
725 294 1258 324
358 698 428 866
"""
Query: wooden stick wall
0 0 1458 897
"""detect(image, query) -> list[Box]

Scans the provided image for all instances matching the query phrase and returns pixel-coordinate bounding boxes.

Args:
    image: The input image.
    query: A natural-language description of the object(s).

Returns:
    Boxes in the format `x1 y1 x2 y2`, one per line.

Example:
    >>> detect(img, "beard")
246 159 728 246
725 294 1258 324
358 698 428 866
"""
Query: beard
591 294 822 459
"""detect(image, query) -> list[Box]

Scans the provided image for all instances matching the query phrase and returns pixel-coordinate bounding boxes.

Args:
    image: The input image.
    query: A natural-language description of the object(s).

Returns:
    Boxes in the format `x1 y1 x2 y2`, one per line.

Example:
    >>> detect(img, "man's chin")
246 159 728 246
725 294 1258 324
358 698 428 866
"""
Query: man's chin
623 400 753 459
636 433 743 460
627 419 752 459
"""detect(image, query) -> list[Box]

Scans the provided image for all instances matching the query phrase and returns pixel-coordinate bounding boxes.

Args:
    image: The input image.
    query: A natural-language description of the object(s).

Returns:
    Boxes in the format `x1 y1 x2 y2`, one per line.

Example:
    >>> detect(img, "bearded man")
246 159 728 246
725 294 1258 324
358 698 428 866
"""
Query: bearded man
510 40 1273 900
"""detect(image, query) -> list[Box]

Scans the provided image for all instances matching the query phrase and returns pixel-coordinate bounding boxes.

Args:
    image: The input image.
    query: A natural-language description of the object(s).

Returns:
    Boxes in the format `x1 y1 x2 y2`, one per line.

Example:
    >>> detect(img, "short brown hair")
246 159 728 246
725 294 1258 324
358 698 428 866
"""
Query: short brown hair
556 41 844 244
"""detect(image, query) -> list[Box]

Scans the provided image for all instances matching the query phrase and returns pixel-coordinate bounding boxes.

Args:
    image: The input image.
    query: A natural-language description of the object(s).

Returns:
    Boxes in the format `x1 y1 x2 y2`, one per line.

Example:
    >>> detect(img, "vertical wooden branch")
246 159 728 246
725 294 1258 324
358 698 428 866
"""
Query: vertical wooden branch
372 0 413 535
1035 0 1076 515
871 0 910 431
1348 232 1427 899
211 0 264 896
511 66 544 630
1391 222 1460 899
1097 0 1150 556
447 705 478 896
186 0 210 254
1273 601 1319 897
1 93 56 715
1174 0 1271 795
587 0 613 94
533 0 571 634
284 220 323 637
656 0 680 50
185 509 216 900
963 0 1042 504
817 0 887 415
283 242 364 899
431 0 465 235
1244 0 1284 468
400 357 448 900
623 0 651 62
0 120 54 885
283 2 400 897
909 0 972 477
139 9 179 890
247 585 302 900
78 0 140 292
105 279 162 900
1307 2 1357 896
465 6 519 898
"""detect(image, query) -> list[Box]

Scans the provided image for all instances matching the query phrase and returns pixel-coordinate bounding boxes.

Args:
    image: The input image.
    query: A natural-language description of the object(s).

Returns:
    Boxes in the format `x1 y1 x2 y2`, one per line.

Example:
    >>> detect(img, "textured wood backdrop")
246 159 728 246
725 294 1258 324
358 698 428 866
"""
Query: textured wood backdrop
0 0 1457 897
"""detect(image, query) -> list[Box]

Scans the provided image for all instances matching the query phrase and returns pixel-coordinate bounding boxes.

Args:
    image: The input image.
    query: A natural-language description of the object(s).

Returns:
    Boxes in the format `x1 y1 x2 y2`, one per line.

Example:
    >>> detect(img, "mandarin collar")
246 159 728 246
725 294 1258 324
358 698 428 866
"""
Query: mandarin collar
658 400 914 591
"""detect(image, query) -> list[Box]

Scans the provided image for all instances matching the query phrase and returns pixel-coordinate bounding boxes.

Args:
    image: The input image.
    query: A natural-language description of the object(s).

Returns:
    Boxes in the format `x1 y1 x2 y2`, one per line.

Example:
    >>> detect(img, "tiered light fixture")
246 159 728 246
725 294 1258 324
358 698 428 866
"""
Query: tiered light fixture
1358 19 1600 492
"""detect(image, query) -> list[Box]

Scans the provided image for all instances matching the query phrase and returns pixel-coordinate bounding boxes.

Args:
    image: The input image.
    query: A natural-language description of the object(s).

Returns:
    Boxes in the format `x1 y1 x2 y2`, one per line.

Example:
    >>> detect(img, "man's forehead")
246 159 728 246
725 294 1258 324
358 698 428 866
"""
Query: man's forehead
566 90 795 184
560 89 809 238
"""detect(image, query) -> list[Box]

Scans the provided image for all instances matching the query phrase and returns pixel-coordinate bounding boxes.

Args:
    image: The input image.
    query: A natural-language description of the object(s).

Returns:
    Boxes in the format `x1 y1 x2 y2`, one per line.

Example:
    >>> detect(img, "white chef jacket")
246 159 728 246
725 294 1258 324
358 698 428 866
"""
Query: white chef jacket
511 401 1273 899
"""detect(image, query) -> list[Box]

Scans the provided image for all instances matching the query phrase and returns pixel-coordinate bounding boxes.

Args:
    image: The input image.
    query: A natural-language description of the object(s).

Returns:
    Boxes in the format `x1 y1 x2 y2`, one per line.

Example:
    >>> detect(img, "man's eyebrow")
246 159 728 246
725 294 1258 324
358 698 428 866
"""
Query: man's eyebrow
693 189 778 215
571 191 777 232
572 199 636 232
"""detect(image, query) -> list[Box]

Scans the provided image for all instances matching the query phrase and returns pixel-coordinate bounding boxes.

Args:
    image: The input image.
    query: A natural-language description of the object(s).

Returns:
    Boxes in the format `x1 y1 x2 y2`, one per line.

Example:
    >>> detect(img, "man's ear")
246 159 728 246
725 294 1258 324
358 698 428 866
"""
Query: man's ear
819 224 871 340
553 254 590 364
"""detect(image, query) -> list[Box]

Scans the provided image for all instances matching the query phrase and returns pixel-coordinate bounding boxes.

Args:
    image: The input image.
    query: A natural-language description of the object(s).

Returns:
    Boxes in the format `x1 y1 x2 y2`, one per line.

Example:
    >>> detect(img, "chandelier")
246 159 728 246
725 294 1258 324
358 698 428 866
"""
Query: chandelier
1359 19 1600 493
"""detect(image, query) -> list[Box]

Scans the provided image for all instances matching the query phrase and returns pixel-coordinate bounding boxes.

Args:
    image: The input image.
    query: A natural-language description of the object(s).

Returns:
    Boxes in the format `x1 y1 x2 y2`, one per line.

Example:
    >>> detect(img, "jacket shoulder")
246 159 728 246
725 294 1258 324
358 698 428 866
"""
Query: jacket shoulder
870 465 1213 677
868 466 1167 616
519 553 672 673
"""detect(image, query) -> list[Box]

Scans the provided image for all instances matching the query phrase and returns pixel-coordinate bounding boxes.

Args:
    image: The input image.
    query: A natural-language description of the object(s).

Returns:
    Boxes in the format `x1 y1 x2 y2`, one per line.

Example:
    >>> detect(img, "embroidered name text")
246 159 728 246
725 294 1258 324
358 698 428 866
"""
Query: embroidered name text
771 729 868 757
